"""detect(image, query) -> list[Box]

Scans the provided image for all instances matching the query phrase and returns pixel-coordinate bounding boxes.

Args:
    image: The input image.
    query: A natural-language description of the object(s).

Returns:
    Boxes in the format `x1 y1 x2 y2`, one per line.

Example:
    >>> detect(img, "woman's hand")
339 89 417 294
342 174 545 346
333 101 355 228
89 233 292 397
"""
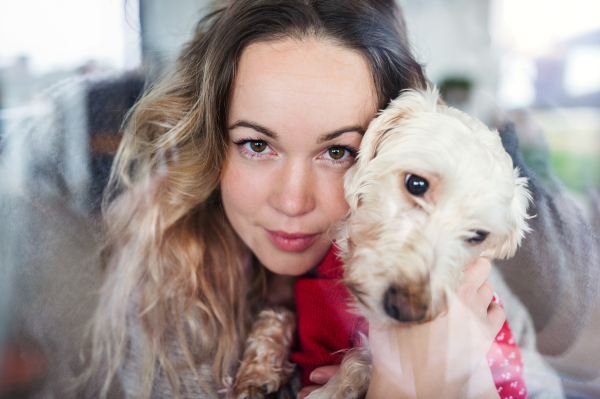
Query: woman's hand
366 257 505 399
297 365 341 399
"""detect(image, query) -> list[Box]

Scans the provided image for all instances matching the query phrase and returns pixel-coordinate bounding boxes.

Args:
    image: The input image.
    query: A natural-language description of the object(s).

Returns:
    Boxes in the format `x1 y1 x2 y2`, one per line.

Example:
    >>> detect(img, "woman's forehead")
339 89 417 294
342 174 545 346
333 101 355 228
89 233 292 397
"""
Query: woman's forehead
230 38 378 138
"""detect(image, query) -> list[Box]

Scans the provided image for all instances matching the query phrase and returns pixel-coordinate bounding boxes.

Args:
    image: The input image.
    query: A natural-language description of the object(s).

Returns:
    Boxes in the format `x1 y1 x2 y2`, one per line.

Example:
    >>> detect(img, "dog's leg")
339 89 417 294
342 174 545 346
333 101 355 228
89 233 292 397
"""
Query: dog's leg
306 340 372 399
233 307 296 399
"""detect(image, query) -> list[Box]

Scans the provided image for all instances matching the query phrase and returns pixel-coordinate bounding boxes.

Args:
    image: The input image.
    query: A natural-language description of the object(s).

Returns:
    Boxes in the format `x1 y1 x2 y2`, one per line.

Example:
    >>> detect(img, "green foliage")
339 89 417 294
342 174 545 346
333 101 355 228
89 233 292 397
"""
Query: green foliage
439 76 473 93
548 151 600 193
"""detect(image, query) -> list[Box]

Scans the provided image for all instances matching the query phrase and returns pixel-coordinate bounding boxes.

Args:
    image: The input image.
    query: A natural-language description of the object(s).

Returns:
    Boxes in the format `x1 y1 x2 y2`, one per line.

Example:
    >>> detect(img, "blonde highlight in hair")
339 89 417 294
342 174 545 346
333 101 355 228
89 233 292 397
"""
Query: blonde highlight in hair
86 0 426 397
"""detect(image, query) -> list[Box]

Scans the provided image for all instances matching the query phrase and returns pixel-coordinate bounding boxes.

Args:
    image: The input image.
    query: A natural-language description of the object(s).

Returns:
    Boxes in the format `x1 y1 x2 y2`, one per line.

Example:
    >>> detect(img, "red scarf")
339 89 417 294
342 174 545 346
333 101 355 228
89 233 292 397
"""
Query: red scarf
291 246 528 398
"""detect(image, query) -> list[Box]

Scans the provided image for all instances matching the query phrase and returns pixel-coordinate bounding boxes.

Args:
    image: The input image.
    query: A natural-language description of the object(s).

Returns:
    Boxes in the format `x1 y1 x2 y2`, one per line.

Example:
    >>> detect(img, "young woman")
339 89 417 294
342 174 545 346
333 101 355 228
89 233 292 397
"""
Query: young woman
89 0 597 398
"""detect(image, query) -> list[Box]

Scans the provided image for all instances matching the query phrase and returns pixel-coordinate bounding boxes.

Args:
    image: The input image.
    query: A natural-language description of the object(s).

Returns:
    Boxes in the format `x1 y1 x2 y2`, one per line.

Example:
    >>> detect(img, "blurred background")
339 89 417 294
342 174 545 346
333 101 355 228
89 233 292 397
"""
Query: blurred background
0 0 598 398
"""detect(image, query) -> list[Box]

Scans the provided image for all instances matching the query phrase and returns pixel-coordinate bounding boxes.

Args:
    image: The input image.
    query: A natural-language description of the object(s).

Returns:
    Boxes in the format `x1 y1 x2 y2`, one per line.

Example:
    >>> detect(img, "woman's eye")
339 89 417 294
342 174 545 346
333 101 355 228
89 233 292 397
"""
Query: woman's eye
328 147 346 160
324 146 356 162
248 140 267 152
233 139 274 157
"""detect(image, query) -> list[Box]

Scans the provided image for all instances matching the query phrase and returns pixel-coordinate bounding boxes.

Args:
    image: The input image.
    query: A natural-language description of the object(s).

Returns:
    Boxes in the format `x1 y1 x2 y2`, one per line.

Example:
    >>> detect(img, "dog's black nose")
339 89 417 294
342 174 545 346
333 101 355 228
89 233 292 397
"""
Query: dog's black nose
383 285 429 323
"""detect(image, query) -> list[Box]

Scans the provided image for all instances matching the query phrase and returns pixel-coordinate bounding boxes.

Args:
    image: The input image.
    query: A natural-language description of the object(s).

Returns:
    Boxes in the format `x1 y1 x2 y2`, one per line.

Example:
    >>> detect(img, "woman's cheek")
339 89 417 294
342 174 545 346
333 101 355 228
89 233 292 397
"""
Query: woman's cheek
314 167 352 230
220 153 270 236
224 162 260 203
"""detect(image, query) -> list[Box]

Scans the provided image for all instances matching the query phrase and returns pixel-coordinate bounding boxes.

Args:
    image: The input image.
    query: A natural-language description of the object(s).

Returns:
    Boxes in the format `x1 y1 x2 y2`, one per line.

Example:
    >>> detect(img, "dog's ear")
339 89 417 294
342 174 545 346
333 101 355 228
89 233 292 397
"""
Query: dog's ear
488 169 533 259
344 108 402 211
357 85 441 168
346 86 441 211
356 114 397 169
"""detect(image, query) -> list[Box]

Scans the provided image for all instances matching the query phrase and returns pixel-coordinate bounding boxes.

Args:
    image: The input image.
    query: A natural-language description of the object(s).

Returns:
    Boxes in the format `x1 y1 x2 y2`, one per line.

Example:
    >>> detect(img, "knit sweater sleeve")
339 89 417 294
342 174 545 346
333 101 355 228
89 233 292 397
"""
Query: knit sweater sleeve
118 306 302 399
118 304 221 399
495 121 600 356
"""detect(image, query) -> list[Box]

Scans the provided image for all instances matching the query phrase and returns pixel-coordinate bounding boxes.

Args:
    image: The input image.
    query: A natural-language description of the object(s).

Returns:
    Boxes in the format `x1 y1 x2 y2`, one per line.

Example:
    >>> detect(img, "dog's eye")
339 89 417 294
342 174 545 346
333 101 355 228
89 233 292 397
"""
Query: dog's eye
405 174 429 197
467 230 489 244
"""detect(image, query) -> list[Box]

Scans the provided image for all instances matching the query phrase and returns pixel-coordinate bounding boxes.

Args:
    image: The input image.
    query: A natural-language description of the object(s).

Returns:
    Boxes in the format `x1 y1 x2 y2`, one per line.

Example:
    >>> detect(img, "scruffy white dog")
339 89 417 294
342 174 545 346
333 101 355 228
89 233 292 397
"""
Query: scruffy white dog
232 86 532 399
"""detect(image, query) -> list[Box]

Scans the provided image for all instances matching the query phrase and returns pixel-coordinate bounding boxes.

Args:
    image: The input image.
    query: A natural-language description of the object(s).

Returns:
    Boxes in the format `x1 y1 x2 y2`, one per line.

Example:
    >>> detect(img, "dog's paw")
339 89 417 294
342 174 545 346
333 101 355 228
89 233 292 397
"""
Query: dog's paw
232 308 296 399
234 382 278 399
233 360 289 398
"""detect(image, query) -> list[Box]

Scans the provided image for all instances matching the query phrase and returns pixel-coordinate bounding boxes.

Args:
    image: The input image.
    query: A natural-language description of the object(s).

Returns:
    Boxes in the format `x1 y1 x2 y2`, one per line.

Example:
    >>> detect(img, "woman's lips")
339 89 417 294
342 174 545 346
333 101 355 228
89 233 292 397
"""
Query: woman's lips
264 229 320 252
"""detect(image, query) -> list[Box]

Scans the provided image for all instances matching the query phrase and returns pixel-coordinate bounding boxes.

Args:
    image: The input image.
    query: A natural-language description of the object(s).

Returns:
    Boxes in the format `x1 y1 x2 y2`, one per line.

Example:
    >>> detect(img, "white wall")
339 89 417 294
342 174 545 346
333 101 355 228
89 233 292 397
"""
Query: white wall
139 0 214 74
400 0 498 122
139 0 498 120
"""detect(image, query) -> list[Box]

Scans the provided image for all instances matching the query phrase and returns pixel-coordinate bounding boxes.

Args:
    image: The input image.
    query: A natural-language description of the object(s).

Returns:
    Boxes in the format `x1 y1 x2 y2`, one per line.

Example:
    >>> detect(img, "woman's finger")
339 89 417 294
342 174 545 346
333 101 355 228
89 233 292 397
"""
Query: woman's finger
478 280 495 305
309 364 340 384
487 300 506 336
462 257 492 290
298 385 321 399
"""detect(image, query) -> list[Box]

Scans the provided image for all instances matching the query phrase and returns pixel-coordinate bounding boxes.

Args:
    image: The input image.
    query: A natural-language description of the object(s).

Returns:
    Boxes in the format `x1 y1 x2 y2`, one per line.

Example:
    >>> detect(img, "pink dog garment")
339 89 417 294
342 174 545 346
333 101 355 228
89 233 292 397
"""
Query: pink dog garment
488 294 528 398
291 245 528 398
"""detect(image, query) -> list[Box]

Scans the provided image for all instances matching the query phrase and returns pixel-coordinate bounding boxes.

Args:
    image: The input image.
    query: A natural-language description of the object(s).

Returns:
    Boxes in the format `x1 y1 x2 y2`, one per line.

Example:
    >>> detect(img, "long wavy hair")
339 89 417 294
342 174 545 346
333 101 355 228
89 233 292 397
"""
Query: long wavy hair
89 0 427 397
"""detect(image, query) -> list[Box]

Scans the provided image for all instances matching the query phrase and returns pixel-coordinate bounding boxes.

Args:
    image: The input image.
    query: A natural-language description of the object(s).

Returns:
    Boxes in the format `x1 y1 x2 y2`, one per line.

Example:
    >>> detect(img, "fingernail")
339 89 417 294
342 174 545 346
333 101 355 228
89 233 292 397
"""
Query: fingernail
309 370 326 384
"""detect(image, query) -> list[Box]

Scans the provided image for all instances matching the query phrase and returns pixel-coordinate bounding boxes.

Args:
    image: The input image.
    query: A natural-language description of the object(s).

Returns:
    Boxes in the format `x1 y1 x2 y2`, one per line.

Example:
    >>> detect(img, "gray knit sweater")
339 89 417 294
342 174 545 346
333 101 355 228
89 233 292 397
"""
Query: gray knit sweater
119 123 599 398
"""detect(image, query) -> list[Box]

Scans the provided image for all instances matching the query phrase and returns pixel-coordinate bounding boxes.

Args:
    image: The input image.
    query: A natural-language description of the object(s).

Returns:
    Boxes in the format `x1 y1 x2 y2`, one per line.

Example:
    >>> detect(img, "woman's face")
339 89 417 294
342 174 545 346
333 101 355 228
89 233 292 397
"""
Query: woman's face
221 38 378 276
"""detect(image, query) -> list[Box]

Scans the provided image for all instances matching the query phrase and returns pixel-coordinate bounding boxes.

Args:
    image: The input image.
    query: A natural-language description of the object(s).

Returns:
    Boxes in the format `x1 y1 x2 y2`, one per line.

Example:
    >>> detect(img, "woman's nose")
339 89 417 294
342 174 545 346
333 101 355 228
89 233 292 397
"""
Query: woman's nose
270 161 316 218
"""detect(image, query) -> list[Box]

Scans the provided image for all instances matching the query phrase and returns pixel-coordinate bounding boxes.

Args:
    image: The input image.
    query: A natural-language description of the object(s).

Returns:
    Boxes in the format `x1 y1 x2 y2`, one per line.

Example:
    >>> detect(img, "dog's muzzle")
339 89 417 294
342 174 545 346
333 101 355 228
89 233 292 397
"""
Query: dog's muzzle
383 282 431 323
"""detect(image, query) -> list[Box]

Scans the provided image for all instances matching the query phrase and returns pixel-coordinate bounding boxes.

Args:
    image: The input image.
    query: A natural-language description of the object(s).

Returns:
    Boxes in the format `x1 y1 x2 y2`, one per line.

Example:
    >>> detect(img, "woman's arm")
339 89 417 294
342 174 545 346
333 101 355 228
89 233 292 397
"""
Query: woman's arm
300 259 502 399
365 258 503 399
119 305 221 399
496 122 599 355
366 358 499 399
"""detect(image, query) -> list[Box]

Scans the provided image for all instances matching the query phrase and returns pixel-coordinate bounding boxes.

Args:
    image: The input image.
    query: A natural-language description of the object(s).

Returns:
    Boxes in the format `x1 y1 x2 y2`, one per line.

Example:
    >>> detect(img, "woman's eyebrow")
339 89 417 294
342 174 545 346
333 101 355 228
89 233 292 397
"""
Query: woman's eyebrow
317 126 365 143
228 120 278 139
228 120 365 142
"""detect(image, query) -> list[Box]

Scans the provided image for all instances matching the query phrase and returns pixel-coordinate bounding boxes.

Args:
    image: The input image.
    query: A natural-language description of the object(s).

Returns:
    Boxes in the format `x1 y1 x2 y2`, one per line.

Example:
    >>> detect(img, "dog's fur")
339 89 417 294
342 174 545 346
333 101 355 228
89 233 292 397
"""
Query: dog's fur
232 86 532 399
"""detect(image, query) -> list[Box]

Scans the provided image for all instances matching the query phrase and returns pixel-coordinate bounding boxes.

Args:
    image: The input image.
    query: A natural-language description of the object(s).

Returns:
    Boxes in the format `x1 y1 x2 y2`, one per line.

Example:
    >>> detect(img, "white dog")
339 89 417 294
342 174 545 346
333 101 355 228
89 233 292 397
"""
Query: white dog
232 86 532 399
